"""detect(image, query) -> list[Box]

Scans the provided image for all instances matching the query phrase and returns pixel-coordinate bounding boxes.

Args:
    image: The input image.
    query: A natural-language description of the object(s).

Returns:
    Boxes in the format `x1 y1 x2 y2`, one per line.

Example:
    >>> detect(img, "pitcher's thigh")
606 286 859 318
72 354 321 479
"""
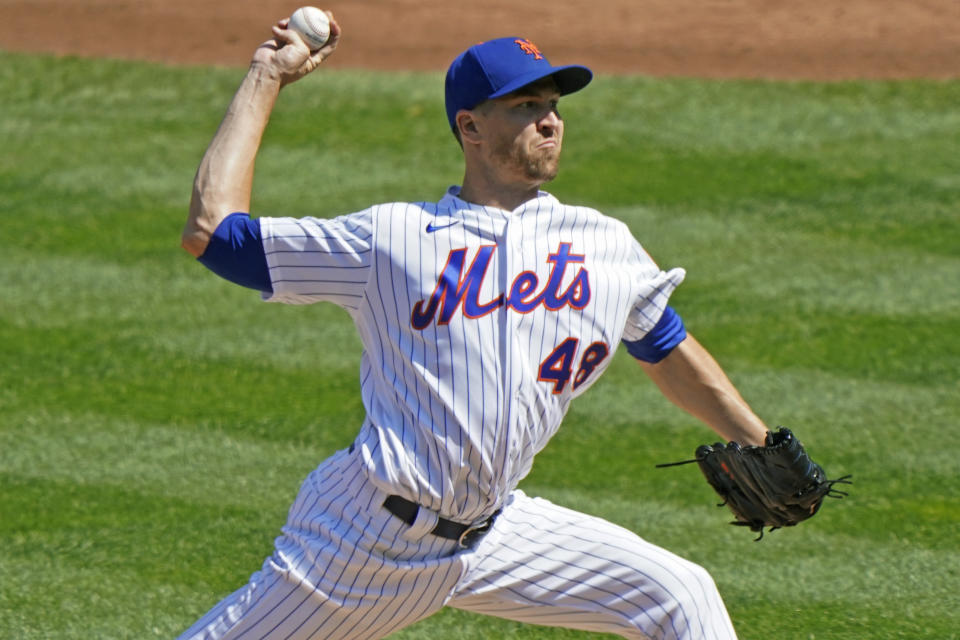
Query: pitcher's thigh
177 448 463 640
448 493 737 640
178 528 464 640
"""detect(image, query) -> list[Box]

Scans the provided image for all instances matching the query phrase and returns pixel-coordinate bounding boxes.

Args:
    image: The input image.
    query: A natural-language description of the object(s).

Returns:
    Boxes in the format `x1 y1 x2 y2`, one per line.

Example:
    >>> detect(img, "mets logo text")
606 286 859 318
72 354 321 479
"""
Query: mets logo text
411 243 589 330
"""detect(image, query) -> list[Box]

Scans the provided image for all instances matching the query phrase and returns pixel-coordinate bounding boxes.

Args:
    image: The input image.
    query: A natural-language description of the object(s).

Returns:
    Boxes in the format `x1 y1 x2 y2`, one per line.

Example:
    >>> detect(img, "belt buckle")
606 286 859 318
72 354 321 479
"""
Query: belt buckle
457 520 490 548
456 509 500 548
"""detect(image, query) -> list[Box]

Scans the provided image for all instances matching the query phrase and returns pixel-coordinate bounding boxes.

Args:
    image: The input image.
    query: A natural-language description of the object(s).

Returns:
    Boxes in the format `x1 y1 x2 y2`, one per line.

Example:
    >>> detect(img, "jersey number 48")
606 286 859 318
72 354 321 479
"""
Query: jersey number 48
538 338 610 394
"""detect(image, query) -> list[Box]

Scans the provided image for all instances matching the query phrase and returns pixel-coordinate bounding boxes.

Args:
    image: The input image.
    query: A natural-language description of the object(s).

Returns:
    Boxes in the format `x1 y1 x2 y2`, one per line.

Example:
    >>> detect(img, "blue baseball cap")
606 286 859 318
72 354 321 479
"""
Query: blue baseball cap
444 37 593 133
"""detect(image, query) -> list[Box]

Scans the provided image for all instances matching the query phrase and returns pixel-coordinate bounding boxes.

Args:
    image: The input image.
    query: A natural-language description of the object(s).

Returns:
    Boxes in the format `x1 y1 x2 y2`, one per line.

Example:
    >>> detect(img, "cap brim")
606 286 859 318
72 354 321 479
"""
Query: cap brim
487 64 593 101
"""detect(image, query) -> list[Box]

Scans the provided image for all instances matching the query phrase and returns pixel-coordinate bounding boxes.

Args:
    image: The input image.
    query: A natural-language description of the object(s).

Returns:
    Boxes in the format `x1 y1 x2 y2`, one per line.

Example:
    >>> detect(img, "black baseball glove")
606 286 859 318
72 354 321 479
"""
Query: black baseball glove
660 427 851 539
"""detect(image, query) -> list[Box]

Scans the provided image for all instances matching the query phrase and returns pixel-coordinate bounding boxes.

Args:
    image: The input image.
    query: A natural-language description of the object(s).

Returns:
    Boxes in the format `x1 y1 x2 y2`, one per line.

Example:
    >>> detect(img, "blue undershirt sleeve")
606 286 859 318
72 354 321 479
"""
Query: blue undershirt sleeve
197 212 273 293
622 306 687 363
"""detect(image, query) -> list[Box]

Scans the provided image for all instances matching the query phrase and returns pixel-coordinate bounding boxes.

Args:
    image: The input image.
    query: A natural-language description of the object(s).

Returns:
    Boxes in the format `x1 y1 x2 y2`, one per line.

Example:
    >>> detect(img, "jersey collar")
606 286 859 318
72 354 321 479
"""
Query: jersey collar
441 185 559 215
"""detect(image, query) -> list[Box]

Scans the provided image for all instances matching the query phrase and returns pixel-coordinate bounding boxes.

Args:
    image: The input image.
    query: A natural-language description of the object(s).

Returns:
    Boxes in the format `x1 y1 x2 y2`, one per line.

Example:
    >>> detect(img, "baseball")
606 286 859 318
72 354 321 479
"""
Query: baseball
288 6 331 51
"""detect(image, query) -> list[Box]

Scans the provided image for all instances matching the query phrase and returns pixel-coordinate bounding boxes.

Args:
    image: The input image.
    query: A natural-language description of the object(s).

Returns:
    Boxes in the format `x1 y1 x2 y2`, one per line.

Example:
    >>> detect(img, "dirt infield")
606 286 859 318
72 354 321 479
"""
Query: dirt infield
1 0 958 79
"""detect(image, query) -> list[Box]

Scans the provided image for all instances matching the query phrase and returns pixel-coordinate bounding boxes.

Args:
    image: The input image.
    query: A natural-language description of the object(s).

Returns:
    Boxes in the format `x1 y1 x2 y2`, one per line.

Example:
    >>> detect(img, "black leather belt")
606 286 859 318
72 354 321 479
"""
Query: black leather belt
383 495 499 548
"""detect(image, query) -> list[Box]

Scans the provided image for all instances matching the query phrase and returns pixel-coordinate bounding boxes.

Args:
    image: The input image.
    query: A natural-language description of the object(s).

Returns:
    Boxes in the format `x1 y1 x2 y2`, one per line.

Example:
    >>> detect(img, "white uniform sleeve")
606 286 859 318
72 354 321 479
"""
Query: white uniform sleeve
259 208 374 309
620 240 686 342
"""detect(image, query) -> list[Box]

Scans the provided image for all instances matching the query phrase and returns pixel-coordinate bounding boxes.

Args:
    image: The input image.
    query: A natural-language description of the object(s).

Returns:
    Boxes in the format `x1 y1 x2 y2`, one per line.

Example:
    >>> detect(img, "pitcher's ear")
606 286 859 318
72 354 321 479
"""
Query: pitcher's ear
457 111 482 144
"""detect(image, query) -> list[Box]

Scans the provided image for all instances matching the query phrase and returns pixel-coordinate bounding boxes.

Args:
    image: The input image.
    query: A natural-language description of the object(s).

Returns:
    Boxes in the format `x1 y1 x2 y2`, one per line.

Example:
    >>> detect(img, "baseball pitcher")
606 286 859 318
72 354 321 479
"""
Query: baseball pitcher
176 10 844 640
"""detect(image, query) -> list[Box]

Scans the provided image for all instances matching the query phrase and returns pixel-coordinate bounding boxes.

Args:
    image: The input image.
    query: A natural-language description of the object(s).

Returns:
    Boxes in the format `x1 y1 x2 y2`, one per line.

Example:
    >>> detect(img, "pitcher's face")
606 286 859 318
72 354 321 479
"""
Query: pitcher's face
476 79 564 186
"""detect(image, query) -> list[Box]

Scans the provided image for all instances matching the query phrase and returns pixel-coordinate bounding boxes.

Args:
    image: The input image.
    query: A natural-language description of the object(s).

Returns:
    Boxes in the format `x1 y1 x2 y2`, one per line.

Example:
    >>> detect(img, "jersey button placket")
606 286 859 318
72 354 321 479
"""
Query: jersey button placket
500 214 524 487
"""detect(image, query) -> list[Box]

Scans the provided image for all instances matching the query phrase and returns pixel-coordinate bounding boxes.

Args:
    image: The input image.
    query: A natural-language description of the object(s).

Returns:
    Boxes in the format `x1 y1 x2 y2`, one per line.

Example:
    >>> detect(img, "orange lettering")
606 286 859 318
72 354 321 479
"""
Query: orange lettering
515 38 544 60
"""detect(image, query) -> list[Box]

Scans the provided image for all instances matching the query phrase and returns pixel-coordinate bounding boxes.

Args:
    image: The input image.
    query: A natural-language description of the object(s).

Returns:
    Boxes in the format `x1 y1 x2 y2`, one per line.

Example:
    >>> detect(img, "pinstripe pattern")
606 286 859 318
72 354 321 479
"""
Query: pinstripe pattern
178 448 466 640
260 188 683 524
180 188 738 639
451 491 737 640
180 451 735 640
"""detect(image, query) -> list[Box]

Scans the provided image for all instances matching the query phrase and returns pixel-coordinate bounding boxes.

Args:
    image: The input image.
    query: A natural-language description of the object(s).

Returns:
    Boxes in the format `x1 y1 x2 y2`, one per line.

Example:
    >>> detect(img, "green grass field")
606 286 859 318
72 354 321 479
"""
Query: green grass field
1 51 958 639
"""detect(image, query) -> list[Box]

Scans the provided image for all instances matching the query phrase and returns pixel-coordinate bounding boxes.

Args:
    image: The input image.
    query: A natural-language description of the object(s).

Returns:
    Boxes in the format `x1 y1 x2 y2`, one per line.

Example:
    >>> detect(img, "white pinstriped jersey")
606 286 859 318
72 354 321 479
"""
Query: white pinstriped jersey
260 187 684 523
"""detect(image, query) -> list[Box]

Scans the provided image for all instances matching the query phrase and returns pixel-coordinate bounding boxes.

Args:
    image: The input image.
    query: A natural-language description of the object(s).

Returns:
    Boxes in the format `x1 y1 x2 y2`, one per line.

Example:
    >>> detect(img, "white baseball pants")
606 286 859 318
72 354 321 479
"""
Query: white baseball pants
178 447 737 640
